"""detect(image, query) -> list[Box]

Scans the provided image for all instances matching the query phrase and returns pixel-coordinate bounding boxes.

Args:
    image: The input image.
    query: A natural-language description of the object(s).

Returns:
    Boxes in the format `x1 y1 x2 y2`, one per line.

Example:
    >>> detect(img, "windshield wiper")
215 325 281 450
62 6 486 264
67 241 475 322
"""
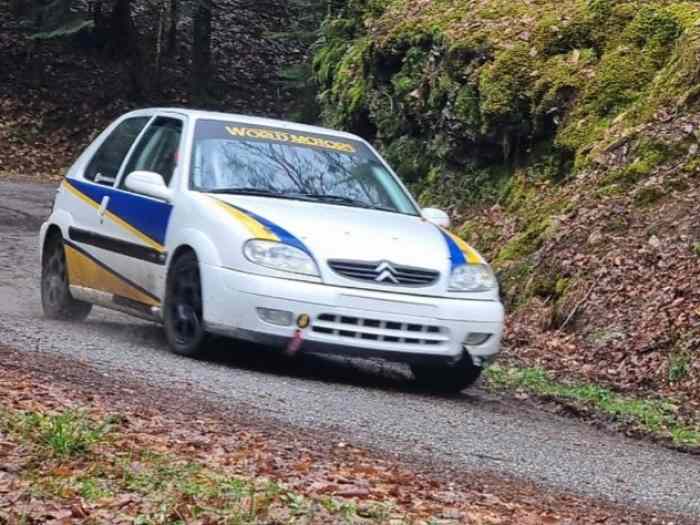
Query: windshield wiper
300 194 368 206
206 188 399 212
297 193 399 213
205 187 313 201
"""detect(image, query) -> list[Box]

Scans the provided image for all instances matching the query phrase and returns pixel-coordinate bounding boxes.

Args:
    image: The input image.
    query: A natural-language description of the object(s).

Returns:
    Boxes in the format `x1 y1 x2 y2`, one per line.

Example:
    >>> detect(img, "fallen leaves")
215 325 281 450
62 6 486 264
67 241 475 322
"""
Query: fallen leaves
0 346 684 524
476 160 700 410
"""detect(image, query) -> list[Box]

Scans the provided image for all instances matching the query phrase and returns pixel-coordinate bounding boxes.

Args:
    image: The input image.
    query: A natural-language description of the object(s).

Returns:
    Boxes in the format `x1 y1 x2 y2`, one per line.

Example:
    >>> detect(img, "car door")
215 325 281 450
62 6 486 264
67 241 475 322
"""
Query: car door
102 115 185 305
63 115 163 308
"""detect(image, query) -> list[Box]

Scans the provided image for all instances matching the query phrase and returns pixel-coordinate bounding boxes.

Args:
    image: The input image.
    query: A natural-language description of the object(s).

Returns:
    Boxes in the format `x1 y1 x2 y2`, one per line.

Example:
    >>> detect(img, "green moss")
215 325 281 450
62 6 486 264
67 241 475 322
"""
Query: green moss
426 73 454 111
533 7 594 57
497 218 550 262
478 44 535 137
601 140 671 187
313 0 697 236
496 259 535 309
313 19 356 85
318 37 373 130
443 39 491 80
391 46 429 97
453 84 481 129
634 186 665 207
628 20 700 123
555 277 571 297
624 5 682 65
416 163 511 209
692 243 700 257
585 45 652 117
533 51 591 132
683 157 700 174
383 135 432 183
664 2 700 29
587 0 614 20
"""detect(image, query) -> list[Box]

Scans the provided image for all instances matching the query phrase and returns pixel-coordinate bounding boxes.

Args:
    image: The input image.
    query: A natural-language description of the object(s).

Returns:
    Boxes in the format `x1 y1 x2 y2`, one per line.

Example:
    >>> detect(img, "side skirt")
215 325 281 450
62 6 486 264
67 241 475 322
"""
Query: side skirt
70 285 163 324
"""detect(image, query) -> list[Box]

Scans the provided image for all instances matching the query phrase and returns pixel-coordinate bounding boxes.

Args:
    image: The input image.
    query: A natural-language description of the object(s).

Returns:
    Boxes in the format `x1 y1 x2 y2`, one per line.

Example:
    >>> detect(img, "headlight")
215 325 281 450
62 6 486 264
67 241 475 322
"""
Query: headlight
243 240 319 276
449 263 497 292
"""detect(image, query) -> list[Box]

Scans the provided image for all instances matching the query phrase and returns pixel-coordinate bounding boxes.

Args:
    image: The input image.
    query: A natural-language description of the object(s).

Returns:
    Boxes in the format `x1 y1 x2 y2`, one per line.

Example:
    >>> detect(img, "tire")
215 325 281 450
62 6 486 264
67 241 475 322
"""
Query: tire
163 251 207 357
41 234 92 321
411 355 482 394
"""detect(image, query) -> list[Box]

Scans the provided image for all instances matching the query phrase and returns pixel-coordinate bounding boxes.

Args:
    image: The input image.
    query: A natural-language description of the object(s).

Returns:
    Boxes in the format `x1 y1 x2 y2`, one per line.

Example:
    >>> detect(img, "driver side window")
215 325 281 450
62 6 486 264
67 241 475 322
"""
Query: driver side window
120 117 183 190
84 117 149 186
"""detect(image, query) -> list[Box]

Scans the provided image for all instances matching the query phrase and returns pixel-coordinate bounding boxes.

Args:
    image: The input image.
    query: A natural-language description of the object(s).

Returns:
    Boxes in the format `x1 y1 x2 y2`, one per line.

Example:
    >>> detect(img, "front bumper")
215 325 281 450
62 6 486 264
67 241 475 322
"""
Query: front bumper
202 266 504 366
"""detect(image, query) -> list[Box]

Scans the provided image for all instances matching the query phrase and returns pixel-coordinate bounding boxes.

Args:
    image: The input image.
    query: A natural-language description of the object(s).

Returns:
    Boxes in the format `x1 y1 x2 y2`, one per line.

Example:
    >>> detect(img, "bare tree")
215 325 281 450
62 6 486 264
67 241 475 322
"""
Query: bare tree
166 0 178 55
108 0 147 98
192 0 213 102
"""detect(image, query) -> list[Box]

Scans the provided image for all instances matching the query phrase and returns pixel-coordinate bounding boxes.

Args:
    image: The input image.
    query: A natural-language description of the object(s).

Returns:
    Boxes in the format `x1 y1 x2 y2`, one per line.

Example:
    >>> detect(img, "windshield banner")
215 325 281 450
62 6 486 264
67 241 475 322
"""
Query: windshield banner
195 120 357 154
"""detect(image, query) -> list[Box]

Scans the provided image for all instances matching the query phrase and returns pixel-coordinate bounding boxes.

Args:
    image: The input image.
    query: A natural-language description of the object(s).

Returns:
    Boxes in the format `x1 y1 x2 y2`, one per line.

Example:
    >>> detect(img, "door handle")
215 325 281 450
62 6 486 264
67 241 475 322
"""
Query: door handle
98 196 110 218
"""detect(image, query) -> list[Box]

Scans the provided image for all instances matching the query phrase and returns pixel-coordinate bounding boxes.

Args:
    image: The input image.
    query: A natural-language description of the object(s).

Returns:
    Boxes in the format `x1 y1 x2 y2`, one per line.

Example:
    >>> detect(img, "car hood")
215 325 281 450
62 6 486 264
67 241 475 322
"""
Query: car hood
209 194 452 270
205 193 494 298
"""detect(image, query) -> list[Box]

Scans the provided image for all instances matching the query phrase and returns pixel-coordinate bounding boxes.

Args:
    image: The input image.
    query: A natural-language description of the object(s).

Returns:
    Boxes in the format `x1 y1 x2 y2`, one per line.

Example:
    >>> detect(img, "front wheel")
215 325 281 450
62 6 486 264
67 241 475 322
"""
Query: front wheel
41 235 92 321
411 355 482 394
163 251 207 357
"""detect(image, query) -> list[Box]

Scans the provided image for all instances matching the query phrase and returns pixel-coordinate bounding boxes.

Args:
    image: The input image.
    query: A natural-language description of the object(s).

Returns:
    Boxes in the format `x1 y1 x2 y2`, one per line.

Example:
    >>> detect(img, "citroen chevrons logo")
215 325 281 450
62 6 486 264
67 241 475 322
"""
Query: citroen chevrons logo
374 261 400 284
328 259 439 287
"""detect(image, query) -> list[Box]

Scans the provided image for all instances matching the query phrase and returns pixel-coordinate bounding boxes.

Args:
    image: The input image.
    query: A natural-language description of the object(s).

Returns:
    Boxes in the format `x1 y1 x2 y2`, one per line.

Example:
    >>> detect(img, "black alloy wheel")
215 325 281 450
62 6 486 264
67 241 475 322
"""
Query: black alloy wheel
411 354 482 394
164 251 207 356
40 234 92 321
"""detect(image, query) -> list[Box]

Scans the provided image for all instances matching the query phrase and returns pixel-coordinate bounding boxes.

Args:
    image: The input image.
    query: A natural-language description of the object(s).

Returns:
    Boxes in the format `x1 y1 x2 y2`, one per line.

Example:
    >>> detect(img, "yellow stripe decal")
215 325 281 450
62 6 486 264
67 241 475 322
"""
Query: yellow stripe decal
208 196 278 241
442 229 482 264
62 179 99 210
62 180 166 253
103 209 165 253
65 244 160 306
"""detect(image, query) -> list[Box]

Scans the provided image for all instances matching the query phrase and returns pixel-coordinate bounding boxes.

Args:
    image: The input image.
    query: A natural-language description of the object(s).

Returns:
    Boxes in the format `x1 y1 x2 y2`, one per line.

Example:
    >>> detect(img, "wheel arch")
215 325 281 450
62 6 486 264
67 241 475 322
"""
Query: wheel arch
40 223 65 268
166 228 222 269
43 223 63 243
165 229 222 331
169 244 197 264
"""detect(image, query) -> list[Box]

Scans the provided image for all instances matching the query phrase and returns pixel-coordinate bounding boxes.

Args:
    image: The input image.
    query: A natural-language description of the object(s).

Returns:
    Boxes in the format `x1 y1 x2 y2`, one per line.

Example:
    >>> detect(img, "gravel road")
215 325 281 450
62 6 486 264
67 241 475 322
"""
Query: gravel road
1 179 699 518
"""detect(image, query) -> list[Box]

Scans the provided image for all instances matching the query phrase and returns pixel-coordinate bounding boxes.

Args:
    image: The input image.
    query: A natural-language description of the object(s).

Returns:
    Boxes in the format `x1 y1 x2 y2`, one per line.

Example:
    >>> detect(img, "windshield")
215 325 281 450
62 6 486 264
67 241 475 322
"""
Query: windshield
191 119 418 215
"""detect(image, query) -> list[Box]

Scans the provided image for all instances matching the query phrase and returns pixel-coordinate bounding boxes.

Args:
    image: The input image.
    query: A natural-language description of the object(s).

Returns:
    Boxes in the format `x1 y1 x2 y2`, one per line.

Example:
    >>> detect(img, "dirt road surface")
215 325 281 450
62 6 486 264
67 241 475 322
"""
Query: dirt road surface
1 179 699 519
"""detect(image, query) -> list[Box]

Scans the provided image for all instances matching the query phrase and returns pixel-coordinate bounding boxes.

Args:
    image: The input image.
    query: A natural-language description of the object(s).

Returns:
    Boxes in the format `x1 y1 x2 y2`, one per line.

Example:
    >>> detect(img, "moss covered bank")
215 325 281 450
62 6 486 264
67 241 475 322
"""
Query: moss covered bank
312 0 700 407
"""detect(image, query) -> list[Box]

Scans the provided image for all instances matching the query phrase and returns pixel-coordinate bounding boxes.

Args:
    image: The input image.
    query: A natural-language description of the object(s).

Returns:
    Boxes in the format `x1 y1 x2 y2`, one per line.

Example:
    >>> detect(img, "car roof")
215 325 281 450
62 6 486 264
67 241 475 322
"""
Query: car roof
122 107 363 142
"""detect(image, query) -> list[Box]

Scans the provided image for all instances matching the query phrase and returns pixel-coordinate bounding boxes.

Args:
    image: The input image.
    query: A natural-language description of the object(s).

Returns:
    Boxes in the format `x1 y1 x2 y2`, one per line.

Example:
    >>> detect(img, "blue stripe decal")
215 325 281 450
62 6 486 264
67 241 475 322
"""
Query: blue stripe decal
68 179 173 246
439 228 466 270
228 203 313 256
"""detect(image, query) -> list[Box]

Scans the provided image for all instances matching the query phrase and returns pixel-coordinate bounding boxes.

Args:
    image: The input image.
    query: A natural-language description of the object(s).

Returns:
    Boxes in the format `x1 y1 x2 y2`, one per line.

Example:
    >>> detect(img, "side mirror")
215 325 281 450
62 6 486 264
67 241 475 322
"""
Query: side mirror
422 207 450 228
124 171 172 202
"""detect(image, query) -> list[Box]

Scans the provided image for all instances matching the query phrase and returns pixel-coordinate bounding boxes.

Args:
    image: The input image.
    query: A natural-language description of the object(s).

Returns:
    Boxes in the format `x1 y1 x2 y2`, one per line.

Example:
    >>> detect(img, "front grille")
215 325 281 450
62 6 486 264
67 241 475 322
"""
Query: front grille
312 314 448 346
327 259 439 287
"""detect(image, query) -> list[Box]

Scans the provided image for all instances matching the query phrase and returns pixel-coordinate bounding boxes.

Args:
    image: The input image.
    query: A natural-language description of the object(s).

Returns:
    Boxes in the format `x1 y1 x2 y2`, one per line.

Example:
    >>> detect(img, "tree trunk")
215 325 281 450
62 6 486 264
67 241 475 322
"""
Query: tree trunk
93 0 103 31
10 0 27 17
191 0 212 103
154 0 166 93
166 0 178 55
109 0 147 99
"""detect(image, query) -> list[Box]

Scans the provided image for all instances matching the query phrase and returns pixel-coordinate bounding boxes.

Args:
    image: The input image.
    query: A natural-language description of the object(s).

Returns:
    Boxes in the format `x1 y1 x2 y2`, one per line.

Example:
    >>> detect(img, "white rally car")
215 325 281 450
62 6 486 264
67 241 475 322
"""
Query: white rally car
39 108 504 392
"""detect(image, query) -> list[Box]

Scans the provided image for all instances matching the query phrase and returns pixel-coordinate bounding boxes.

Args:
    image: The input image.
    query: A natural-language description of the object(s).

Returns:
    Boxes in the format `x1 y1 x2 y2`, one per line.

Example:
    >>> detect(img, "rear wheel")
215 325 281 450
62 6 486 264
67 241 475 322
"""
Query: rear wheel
411 355 482 393
41 234 92 321
163 251 207 357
